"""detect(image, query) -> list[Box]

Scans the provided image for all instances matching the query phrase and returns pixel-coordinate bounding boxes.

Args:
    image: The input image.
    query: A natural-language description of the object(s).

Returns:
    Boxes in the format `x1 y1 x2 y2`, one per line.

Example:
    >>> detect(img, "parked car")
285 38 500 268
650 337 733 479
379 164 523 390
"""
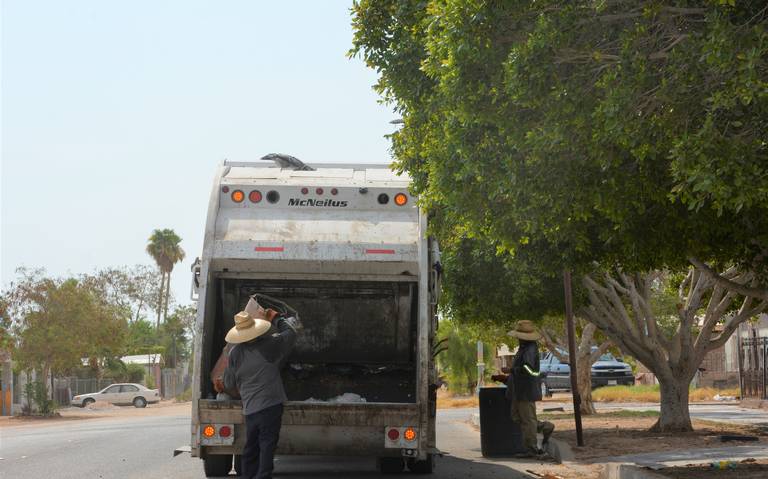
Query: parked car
539 350 635 397
71 383 160 408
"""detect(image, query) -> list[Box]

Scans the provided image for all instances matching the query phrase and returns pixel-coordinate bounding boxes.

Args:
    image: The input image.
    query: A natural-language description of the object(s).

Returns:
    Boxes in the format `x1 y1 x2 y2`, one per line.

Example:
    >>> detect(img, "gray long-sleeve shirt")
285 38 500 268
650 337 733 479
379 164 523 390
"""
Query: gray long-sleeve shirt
223 317 297 415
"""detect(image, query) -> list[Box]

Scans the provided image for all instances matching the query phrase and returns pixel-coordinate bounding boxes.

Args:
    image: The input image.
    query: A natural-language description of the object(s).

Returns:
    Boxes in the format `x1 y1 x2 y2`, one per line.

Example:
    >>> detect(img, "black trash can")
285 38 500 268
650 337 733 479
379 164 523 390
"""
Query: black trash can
478 386 526 457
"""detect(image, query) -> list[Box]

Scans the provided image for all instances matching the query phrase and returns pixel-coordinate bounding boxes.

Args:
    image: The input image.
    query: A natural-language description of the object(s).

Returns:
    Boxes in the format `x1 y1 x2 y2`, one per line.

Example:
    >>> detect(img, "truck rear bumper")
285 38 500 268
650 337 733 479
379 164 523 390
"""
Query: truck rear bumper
195 400 425 458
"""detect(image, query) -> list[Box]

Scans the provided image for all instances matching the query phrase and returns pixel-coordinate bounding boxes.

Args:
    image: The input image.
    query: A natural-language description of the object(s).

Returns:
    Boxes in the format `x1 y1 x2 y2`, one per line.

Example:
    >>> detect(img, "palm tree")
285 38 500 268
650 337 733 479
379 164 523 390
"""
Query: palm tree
146 229 186 327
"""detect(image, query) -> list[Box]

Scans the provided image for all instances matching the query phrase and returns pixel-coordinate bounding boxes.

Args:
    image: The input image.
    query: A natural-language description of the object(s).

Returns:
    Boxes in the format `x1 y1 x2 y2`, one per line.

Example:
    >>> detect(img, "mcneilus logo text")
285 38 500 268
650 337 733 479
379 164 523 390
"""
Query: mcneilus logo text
288 198 349 207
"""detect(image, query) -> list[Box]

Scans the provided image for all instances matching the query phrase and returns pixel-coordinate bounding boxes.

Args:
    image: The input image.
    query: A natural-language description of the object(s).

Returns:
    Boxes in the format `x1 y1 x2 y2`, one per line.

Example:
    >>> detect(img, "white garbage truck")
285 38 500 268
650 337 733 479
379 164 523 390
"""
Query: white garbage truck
186 159 441 476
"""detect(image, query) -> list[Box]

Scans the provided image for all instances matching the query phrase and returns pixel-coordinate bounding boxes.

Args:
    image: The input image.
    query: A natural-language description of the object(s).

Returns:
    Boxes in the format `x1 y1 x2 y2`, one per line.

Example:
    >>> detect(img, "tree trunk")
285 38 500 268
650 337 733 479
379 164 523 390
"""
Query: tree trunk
163 270 172 323
651 376 693 432
576 353 597 415
156 271 165 328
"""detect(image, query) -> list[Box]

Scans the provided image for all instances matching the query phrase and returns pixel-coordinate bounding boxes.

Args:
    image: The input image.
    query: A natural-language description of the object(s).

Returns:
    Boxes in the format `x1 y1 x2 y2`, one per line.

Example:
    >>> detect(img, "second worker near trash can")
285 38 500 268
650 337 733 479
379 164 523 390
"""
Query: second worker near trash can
491 320 554 457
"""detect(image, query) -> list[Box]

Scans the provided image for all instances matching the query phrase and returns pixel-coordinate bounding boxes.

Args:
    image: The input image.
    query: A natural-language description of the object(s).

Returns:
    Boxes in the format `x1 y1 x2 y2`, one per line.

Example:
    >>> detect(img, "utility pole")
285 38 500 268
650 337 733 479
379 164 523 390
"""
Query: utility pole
564 270 584 446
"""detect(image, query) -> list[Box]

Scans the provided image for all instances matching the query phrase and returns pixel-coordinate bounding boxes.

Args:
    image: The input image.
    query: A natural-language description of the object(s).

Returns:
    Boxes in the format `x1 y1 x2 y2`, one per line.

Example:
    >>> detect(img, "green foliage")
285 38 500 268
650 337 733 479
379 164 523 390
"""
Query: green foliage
101 358 145 383
125 364 146 383
4 269 128 377
350 1 768 278
436 319 496 394
24 381 55 416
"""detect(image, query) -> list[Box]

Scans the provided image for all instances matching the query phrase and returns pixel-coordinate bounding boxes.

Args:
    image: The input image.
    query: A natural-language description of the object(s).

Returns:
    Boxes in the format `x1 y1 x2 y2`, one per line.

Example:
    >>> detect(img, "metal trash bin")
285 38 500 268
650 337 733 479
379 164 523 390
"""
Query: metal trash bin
479 386 525 457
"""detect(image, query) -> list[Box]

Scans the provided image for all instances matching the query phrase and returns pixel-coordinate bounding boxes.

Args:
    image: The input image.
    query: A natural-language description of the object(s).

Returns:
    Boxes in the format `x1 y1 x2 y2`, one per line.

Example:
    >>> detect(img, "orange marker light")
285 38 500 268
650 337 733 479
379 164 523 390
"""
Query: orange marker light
231 190 245 203
203 425 216 438
404 428 416 441
394 193 408 206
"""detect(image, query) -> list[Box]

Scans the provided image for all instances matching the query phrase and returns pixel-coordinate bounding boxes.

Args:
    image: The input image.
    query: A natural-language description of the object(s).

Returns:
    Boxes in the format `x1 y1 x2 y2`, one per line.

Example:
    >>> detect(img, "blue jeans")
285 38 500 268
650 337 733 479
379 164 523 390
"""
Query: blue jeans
242 403 283 479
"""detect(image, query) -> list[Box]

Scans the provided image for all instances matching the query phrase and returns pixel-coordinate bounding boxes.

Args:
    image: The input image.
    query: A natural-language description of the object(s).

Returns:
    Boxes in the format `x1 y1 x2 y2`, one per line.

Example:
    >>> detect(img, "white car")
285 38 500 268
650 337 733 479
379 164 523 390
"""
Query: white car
71 383 161 408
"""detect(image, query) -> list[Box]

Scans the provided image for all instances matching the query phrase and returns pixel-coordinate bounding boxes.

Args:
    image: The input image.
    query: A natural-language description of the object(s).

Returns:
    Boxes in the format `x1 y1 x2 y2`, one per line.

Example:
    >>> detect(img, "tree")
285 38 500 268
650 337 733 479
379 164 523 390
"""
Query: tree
162 305 196 369
146 229 186 326
436 318 495 394
581 269 766 431
351 1 768 431
540 317 612 415
441 234 609 414
2 269 128 402
82 265 163 323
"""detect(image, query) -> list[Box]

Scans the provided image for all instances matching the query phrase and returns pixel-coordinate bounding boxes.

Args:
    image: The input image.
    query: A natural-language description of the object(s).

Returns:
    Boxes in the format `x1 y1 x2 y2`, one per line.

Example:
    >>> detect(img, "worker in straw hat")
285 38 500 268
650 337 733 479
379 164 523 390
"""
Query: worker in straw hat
222 296 297 479
491 320 554 457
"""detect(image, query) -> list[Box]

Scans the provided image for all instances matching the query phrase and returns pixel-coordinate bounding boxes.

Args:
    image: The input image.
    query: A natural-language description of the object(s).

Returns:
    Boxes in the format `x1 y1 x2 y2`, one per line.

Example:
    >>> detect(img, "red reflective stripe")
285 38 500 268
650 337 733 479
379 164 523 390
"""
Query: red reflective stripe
254 246 284 252
365 249 396 254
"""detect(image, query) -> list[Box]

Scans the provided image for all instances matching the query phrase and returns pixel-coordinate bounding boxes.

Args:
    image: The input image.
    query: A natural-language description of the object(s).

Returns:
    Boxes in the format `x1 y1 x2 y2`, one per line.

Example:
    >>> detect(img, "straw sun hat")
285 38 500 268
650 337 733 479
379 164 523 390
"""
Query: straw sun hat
225 297 273 344
507 320 542 341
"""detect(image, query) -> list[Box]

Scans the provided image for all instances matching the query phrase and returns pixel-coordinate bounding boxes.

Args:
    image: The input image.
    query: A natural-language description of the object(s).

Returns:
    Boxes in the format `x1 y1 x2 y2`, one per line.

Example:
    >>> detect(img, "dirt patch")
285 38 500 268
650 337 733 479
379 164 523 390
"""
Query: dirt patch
545 413 766 462
1 401 191 428
655 459 768 479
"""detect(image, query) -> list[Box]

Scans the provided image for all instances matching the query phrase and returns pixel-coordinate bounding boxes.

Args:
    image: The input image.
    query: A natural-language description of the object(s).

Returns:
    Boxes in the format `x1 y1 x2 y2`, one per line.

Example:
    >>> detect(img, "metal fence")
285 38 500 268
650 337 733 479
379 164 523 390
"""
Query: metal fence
54 377 116 404
739 337 767 400
161 369 190 399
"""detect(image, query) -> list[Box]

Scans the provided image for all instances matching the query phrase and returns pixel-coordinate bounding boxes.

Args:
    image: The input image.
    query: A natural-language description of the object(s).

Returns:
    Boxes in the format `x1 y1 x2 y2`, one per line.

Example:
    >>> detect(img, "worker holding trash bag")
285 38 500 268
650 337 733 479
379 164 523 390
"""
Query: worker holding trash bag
491 320 554 457
220 296 297 479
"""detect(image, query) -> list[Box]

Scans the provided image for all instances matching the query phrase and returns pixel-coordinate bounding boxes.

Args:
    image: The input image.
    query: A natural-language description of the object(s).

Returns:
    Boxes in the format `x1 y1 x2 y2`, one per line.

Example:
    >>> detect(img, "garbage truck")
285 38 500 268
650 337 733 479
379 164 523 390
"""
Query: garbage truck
185 159 441 476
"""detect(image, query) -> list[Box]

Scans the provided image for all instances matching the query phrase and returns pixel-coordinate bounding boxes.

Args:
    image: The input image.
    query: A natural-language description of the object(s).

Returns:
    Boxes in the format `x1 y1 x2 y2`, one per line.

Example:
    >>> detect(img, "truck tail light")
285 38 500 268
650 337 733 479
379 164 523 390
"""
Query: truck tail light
387 428 400 441
249 190 262 203
218 426 232 438
231 190 245 203
394 193 408 206
203 425 216 438
404 427 417 441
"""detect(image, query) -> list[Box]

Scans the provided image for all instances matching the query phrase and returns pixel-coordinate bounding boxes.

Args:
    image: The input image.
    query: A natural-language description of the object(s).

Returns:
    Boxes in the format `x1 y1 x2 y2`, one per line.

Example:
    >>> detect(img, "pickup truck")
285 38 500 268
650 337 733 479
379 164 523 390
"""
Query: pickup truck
539 350 635 396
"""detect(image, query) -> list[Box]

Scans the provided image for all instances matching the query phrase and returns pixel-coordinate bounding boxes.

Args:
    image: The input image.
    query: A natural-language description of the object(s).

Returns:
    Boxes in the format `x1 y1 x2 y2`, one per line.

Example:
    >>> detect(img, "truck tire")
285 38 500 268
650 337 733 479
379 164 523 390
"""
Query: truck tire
407 454 435 474
234 454 242 476
203 454 232 477
378 457 405 474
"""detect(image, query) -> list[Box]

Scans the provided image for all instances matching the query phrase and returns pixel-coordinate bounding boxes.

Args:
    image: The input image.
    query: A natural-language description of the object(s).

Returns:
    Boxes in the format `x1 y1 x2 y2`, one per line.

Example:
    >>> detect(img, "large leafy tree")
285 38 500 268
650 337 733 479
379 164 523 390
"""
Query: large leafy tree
441 233 610 414
2 269 128 401
146 229 186 326
351 0 768 431
82 265 163 323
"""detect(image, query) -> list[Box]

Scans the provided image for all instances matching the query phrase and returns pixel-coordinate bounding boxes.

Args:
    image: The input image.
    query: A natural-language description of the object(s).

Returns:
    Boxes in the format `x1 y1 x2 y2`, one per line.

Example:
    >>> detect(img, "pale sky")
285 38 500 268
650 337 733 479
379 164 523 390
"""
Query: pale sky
1 1 394 305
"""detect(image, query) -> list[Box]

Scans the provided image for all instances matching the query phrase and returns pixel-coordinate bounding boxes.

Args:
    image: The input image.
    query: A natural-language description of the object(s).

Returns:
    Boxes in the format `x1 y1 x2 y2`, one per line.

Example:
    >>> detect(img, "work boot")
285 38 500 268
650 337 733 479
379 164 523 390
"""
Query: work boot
540 421 555 447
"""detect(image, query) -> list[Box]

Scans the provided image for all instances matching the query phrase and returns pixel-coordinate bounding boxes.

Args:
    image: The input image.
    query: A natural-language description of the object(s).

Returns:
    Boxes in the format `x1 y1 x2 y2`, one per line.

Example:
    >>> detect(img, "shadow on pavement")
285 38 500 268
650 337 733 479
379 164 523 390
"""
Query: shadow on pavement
206 454 530 478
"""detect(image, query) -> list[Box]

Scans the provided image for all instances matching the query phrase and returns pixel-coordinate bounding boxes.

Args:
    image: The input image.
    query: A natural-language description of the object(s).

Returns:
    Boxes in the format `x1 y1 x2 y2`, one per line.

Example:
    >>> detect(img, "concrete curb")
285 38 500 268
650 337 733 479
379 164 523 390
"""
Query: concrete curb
599 463 668 479
469 412 573 464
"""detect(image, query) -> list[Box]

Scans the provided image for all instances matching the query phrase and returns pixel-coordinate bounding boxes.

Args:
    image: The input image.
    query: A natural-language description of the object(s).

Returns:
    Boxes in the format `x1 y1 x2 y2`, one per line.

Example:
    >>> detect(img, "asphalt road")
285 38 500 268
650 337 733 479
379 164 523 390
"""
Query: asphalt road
0 409 532 479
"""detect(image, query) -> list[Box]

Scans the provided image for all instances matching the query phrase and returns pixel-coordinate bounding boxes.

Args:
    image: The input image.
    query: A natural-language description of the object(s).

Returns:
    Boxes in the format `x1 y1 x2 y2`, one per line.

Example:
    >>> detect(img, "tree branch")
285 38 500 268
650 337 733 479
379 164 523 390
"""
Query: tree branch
689 257 768 300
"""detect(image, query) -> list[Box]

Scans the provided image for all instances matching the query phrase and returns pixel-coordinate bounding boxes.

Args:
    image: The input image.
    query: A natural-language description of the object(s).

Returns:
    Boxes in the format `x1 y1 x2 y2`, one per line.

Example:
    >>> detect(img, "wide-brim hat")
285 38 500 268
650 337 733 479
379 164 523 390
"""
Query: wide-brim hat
225 298 272 344
507 320 541 341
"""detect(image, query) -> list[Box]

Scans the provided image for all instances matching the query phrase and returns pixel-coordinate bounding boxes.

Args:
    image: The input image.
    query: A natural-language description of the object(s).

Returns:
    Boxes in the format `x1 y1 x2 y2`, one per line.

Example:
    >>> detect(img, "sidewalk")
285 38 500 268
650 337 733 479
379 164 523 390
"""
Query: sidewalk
601 445 768 478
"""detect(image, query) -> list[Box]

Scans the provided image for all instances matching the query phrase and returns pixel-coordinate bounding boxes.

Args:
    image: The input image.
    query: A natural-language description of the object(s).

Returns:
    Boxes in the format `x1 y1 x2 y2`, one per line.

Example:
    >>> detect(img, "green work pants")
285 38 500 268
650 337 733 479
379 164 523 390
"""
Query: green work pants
510 400 538 451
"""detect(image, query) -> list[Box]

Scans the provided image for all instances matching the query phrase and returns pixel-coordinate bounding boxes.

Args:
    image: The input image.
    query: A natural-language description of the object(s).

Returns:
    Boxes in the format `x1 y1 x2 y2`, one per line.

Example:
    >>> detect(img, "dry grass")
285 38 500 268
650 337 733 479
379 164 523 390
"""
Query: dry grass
592 385 740 403
436 394 479 409
546 413 766 462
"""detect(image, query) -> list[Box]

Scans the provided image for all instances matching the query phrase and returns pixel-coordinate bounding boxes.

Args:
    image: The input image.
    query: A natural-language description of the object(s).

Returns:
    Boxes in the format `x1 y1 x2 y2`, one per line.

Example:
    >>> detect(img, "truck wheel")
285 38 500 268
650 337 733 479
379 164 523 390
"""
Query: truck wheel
203 454 232 477
234 454 242 476
407 454 435 474
378 457 405 474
